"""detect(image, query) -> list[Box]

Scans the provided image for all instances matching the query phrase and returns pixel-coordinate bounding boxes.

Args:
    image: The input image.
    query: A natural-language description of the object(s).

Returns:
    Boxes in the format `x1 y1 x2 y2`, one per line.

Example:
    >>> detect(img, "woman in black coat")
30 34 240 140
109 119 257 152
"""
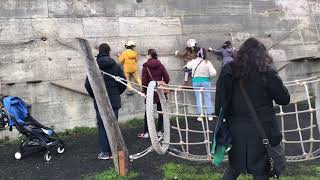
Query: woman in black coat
215 38 290 180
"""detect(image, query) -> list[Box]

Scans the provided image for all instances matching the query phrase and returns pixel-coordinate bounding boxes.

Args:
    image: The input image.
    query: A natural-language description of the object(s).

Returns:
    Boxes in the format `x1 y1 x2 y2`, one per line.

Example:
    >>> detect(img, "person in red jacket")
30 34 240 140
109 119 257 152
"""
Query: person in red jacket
138 49 170 138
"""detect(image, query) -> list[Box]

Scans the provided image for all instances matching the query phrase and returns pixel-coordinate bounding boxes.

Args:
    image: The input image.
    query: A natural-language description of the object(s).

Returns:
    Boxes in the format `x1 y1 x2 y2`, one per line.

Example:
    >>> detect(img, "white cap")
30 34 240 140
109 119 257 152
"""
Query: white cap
125 40 135 47
187 39 196 48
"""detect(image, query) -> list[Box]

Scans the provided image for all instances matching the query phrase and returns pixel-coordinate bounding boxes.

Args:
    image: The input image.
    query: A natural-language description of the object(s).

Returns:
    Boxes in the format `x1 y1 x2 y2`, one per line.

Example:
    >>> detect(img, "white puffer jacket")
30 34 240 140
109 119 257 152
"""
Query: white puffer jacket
186 57 217 78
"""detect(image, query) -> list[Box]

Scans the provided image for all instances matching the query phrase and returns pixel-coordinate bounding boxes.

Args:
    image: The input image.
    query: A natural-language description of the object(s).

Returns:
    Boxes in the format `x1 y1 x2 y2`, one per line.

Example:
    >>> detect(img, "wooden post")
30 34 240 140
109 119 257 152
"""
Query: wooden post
78 38 128 176
118 150 126 176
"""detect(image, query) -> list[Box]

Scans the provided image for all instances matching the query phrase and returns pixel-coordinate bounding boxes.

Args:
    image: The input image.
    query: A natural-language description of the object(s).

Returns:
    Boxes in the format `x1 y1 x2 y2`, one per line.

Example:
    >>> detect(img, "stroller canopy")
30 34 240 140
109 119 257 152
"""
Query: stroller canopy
3 96 28 126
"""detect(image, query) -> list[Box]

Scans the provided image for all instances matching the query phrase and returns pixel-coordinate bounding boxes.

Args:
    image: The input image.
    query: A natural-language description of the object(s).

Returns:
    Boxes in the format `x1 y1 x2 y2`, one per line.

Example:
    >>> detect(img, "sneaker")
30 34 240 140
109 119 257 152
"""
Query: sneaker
98 152 112 160
208 116 214 121
138 133 149 138
197 116 203 122
157 131 163 137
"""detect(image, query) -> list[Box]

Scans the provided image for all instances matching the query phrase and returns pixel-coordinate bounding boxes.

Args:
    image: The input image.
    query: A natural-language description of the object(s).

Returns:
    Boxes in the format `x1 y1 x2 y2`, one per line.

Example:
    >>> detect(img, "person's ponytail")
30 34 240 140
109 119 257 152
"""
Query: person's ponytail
148 49 158 59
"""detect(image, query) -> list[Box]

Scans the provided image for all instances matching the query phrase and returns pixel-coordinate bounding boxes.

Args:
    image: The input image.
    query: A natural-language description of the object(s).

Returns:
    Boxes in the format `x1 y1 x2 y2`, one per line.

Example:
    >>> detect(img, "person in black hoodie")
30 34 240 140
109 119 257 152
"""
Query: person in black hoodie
84 43 126 160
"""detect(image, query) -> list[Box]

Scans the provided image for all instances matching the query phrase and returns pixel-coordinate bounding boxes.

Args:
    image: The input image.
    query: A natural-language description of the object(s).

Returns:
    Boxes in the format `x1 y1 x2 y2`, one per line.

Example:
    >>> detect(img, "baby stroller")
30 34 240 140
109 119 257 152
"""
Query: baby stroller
0 96 65 162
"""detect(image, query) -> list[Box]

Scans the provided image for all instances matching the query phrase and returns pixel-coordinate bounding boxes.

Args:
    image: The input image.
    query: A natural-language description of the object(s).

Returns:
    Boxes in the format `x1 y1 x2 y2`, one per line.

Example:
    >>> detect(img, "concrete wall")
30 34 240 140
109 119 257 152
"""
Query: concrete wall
1 0 320 139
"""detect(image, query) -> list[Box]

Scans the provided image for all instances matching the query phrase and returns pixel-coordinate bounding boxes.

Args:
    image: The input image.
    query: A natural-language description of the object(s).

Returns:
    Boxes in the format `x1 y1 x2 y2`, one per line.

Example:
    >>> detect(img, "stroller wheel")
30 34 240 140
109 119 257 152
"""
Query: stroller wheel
57 146 65 154
44 152 51 162
14 152 22 160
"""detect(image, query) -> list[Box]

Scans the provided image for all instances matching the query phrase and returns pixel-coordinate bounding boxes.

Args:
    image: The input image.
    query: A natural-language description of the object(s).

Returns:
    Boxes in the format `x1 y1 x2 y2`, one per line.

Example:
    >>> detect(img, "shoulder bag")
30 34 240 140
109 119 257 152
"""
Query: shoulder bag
239 81 286 179
146 67 169 94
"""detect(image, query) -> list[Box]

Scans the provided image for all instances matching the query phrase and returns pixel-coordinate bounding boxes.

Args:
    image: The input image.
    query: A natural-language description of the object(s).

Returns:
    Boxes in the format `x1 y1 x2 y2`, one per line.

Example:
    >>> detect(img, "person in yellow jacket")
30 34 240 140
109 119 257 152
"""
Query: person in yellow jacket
118 40 141 95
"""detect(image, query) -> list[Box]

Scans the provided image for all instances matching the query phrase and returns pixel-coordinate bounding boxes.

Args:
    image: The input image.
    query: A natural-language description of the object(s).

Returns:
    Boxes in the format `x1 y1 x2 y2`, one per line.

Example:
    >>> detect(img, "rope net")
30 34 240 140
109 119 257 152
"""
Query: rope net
102 71 320 162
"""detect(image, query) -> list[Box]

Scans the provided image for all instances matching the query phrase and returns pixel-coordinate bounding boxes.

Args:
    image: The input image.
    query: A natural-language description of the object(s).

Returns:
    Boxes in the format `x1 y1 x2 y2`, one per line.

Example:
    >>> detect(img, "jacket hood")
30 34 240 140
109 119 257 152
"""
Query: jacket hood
124 49 137 59
97 53 116 69
143 58 162 69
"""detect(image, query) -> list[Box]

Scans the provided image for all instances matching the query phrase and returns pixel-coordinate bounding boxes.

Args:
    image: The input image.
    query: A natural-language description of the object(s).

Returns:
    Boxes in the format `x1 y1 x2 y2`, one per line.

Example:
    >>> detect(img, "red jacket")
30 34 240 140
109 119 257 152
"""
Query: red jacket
142 58 170 103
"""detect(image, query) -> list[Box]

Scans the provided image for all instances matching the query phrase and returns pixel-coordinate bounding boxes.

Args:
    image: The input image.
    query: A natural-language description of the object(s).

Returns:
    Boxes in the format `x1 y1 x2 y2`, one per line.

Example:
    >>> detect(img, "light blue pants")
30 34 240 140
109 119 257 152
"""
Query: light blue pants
192 81 213 115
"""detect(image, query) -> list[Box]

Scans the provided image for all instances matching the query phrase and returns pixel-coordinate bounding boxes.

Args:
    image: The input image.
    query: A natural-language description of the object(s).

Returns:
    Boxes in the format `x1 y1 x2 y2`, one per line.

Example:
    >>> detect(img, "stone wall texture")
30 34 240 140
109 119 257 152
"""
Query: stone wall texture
1 0 320 139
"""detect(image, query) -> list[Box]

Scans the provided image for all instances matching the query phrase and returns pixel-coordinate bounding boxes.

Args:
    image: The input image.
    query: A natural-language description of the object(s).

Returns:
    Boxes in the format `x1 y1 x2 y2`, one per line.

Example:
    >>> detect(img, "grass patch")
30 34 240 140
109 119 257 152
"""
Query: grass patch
119 118 144 129
0 135 23 145
58 126 97 138
161 162 320 180
0 127 97 145
85 169 138 180
0 135 9 144
0 118 144 144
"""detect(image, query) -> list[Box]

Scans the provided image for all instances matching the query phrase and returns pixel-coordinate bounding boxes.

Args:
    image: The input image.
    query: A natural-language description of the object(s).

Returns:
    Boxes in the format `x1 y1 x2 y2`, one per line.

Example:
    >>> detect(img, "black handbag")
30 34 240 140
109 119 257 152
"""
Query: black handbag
239 81 286 179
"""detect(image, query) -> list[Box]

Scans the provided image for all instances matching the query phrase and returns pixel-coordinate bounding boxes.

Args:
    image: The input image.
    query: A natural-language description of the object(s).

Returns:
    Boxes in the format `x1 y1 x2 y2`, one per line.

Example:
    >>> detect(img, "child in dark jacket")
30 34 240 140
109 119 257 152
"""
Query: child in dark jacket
209 41 234 66
138 49 170 138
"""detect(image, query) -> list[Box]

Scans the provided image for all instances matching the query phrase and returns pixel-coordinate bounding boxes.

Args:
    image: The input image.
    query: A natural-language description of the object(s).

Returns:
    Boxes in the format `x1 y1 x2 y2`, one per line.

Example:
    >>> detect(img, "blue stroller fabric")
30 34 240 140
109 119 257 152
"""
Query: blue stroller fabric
3 96 28 126
3 96 52 136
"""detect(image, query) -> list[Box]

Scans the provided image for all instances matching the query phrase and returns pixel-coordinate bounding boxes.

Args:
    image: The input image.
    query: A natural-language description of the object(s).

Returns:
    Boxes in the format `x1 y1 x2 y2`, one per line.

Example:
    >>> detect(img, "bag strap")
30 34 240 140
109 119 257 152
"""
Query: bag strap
239 81 270 146
192 59 204 77
146 67 154 81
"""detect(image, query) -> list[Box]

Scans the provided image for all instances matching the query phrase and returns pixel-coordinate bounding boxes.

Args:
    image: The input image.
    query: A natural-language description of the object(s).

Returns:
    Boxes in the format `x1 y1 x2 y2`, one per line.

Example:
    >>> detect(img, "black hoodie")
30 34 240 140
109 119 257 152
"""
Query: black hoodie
85 53 126 109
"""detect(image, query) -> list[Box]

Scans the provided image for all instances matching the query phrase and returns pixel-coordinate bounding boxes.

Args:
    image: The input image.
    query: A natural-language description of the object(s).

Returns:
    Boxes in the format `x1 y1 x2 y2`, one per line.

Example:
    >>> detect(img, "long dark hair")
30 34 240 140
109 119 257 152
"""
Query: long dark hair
233 38 274 81
196 47 207 59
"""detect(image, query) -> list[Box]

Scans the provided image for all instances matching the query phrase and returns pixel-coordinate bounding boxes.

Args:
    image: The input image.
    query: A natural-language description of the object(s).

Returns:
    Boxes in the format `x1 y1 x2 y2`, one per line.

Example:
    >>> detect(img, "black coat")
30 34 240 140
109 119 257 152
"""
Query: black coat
215 63 290 175
84 53 126 109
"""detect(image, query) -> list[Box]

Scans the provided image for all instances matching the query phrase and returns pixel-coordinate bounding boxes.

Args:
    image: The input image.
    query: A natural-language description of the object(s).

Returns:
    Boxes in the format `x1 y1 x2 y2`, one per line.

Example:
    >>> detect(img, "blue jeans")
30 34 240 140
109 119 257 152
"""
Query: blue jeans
192 81 213 115
94 100 119 155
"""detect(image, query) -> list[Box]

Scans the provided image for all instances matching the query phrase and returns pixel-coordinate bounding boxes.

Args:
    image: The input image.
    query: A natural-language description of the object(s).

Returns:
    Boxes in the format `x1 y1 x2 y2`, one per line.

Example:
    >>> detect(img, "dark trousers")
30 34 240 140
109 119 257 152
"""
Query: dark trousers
94 100 119 154
144 102 163 133
222 167 269 180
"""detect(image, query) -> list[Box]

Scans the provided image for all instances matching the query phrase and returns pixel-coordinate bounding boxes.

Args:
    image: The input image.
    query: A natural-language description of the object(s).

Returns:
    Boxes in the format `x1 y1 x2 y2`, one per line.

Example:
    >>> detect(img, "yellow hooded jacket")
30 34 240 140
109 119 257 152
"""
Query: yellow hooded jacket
118 49 138 73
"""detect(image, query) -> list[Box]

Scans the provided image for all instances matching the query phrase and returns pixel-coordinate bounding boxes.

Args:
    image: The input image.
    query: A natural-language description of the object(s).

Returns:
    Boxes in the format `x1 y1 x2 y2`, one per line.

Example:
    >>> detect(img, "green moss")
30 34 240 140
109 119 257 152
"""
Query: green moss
85 169 138 180
161 163 320 180
58 126 97 138
119 118 144 129
161 163 222 180
0 117 145 145
0 135 23 145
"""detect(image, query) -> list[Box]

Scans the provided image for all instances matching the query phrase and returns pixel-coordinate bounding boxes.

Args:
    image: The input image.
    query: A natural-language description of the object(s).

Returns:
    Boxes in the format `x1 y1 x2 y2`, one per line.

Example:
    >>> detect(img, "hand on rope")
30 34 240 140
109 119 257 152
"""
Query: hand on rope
114 76 122 83
101 70 147 98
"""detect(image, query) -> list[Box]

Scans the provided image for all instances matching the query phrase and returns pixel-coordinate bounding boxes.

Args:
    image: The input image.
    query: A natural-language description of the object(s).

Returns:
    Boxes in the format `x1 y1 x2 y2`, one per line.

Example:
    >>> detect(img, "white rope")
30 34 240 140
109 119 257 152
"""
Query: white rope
101 71 146 97
145 78 320 162
145 81 169 155
182 91 190 154
174 88 187 154
102 70 320 162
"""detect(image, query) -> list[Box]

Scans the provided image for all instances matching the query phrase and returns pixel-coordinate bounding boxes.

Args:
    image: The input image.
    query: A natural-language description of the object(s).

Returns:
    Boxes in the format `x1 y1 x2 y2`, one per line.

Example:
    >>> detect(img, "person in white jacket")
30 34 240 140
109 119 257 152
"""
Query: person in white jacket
185 48 217 121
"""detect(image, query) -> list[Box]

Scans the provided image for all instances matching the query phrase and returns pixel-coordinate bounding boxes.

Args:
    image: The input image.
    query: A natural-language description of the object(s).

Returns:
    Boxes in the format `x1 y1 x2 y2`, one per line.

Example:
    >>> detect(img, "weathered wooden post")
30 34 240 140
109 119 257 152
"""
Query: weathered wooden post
78 38 128 175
